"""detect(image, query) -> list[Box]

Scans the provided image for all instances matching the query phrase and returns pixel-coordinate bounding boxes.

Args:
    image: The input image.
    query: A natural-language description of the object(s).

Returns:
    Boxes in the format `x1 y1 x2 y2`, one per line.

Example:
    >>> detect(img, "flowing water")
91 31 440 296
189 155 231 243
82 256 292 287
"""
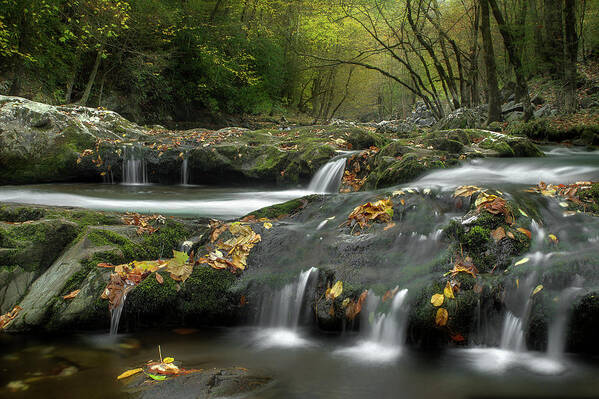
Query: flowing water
180 158 189 185
2 146 599 397
121 146 148 185
308 157 348 193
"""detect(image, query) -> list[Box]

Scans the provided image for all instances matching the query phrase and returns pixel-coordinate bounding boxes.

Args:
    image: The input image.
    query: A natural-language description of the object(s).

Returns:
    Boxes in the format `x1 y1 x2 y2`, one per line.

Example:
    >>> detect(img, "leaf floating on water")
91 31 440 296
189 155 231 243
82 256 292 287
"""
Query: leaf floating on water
516 227 532 240
431 294 444 307
515 257 530 266
62 289 80 300
117 368 143 380
532 285 543 296
435 308 449 326
326 281 343 300
163 357 174 364
443 282 455 299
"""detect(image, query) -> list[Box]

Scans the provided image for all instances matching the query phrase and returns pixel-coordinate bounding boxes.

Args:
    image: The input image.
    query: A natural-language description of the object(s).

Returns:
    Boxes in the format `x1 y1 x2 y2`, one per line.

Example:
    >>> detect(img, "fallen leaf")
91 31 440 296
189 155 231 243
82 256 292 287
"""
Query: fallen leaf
507 231 516 240
532 285 543 296
62 290 80 300
516 227 532 239
491 226 506 242
163 357 174 364
0 306 22 330
431 293 444 307
155 273 164 284
117 368 143 380
147 373 166 381
519 208 529 217
346 290 368 320
548 234 559 244
326 281 343 300
443 282 455 299
435 308 449 326
515 257 530 266
451 334 465 342
263 222 273 229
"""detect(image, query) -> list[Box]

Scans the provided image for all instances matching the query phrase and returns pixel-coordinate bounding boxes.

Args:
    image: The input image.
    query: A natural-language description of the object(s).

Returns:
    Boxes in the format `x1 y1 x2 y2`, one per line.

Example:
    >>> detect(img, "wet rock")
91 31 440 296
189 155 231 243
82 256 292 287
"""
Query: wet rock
126 368 272 399
434 106 486 130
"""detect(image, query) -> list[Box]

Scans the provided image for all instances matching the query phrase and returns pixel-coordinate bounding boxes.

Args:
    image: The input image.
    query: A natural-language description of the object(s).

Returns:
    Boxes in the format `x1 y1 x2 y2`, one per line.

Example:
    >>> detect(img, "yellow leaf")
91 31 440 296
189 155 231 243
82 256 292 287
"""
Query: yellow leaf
516 227 532 239
515 257 530 266
532 285 543 296
475 193 497 207
559 202 569 208
117 368 143 380
435 308 448 326
263 222 273 229
431 293 444 307
519 208 528 217
548 234 558 244
326 281 343 300
163 357 174 364
342 298 350 307
443 282 454 299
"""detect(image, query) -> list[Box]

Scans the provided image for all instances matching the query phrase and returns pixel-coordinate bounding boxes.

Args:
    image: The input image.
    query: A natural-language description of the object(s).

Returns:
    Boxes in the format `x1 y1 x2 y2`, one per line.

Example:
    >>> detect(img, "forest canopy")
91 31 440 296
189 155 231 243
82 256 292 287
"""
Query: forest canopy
1 0 598 124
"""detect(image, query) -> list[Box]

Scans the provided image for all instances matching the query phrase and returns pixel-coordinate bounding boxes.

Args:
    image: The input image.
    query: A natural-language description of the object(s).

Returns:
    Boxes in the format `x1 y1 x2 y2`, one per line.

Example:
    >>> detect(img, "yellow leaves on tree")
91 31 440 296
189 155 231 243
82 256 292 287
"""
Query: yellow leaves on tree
347 198 394 231
326 281 343 300
199 222 261 272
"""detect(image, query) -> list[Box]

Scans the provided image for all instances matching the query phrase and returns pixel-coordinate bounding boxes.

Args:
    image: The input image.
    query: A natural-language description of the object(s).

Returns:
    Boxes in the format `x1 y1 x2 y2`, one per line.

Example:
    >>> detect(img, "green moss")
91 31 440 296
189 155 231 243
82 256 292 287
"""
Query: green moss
463 226 491 248
0 206 45 223
480 139 515 156
245 195 317 219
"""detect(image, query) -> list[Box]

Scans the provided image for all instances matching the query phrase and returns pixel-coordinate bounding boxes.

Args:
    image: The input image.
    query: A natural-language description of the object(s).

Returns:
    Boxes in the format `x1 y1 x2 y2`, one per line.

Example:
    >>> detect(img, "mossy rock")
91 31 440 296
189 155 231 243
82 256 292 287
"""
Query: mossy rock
365 153 445 190
244 195 320 220
569 292 599 354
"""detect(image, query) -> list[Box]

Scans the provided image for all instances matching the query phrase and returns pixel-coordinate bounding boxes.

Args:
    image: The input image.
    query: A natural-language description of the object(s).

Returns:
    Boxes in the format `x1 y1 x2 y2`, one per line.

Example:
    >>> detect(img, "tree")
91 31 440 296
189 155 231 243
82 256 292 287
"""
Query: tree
480 0 501 123
563 0 578 113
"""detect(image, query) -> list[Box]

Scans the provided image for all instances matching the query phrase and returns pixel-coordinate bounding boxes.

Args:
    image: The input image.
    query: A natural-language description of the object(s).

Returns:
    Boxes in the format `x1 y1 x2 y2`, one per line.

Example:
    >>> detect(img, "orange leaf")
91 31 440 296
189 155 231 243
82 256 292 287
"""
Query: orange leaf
517 227 532 239
62 289 80 300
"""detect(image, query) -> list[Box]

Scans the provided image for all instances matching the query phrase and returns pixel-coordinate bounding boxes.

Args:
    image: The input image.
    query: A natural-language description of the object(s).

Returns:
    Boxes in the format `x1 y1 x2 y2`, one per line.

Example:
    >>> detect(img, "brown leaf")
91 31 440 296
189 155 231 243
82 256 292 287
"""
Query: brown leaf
491 226 506 242
155 273 164 284
62 290 80 300
435 308 449 327
346 290 368 320
517 227 532 239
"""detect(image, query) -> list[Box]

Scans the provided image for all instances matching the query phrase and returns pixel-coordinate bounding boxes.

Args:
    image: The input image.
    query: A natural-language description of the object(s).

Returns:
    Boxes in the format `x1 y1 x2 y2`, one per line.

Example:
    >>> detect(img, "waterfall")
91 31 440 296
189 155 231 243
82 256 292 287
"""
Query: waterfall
335 287 409 362
259 267 317 329
181 158 189 185
366 288 409 346
122 146 148 185
308 158 347 193
547 276 584 358
500 311 525 351
109 283 135 335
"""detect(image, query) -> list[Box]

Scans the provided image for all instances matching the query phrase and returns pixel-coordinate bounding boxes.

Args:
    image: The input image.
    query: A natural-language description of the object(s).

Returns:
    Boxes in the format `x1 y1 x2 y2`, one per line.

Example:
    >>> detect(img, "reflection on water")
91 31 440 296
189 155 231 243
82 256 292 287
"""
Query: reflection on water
2 329 598 399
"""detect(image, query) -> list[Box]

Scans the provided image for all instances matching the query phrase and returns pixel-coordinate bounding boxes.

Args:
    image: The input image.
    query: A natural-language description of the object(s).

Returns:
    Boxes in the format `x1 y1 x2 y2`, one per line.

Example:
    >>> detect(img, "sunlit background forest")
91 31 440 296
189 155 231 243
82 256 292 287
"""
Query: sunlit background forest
1 0 598 125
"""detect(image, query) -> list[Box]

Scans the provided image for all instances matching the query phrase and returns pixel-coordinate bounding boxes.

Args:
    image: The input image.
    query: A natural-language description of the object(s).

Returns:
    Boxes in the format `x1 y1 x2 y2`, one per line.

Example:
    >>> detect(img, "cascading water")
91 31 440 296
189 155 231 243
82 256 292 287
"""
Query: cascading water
336 288 409 362
122 145 148 185
255 268 317 348
547 276 585 358
109 283 135 335
500 311 525 351
259 267 317 329
499 274 536 352
181 158 189 185
308 157 348 193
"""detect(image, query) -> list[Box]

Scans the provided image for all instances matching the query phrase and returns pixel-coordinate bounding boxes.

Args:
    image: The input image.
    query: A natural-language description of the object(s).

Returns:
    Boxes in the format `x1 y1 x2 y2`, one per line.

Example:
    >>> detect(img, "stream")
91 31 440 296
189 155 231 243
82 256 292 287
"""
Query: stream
2 146 599 397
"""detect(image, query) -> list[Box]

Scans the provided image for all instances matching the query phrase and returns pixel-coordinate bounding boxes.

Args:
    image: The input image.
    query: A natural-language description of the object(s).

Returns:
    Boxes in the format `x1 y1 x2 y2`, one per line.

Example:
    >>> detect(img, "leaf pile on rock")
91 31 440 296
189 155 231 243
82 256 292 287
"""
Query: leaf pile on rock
340 147 379 193
0 305 22 330
528 181 597 214
100 250 194 309
122 212 166 235
198 222 261 272
447 257 478 278
117 354 201 383
346 198 394 231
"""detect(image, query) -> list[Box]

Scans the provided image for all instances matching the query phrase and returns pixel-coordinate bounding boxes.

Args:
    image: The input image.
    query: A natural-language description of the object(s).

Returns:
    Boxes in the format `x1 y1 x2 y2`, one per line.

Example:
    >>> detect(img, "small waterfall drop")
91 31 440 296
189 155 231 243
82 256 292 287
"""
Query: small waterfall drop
109 283 135 335
336 288 409 362
547 276 584 358
308 158 347 193
122 146 148 185
500 311 525 351
181 158 189 185
498 275 536 352
259 267 317 329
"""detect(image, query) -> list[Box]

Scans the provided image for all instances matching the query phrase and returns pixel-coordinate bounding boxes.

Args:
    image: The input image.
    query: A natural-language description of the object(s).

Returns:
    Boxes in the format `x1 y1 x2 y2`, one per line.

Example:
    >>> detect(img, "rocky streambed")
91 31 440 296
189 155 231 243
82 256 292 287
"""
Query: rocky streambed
1 96 599 398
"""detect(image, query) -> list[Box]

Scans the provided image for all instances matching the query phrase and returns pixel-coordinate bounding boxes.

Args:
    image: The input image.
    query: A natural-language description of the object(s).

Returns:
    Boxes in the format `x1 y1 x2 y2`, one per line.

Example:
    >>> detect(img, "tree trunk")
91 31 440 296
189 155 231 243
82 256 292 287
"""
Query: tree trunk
543 0 564 78
488 0 533 121
563 0 578 113
65 69 77 104
79 48 103 106
480 0 501 123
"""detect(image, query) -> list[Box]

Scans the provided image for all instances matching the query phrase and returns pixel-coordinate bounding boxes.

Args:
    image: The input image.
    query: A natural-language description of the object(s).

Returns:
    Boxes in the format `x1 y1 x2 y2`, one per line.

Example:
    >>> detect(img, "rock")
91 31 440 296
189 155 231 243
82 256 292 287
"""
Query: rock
505 111 524 122
501 101 523 114
531 94 545 105
434 106 486 130
125 368 272 399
